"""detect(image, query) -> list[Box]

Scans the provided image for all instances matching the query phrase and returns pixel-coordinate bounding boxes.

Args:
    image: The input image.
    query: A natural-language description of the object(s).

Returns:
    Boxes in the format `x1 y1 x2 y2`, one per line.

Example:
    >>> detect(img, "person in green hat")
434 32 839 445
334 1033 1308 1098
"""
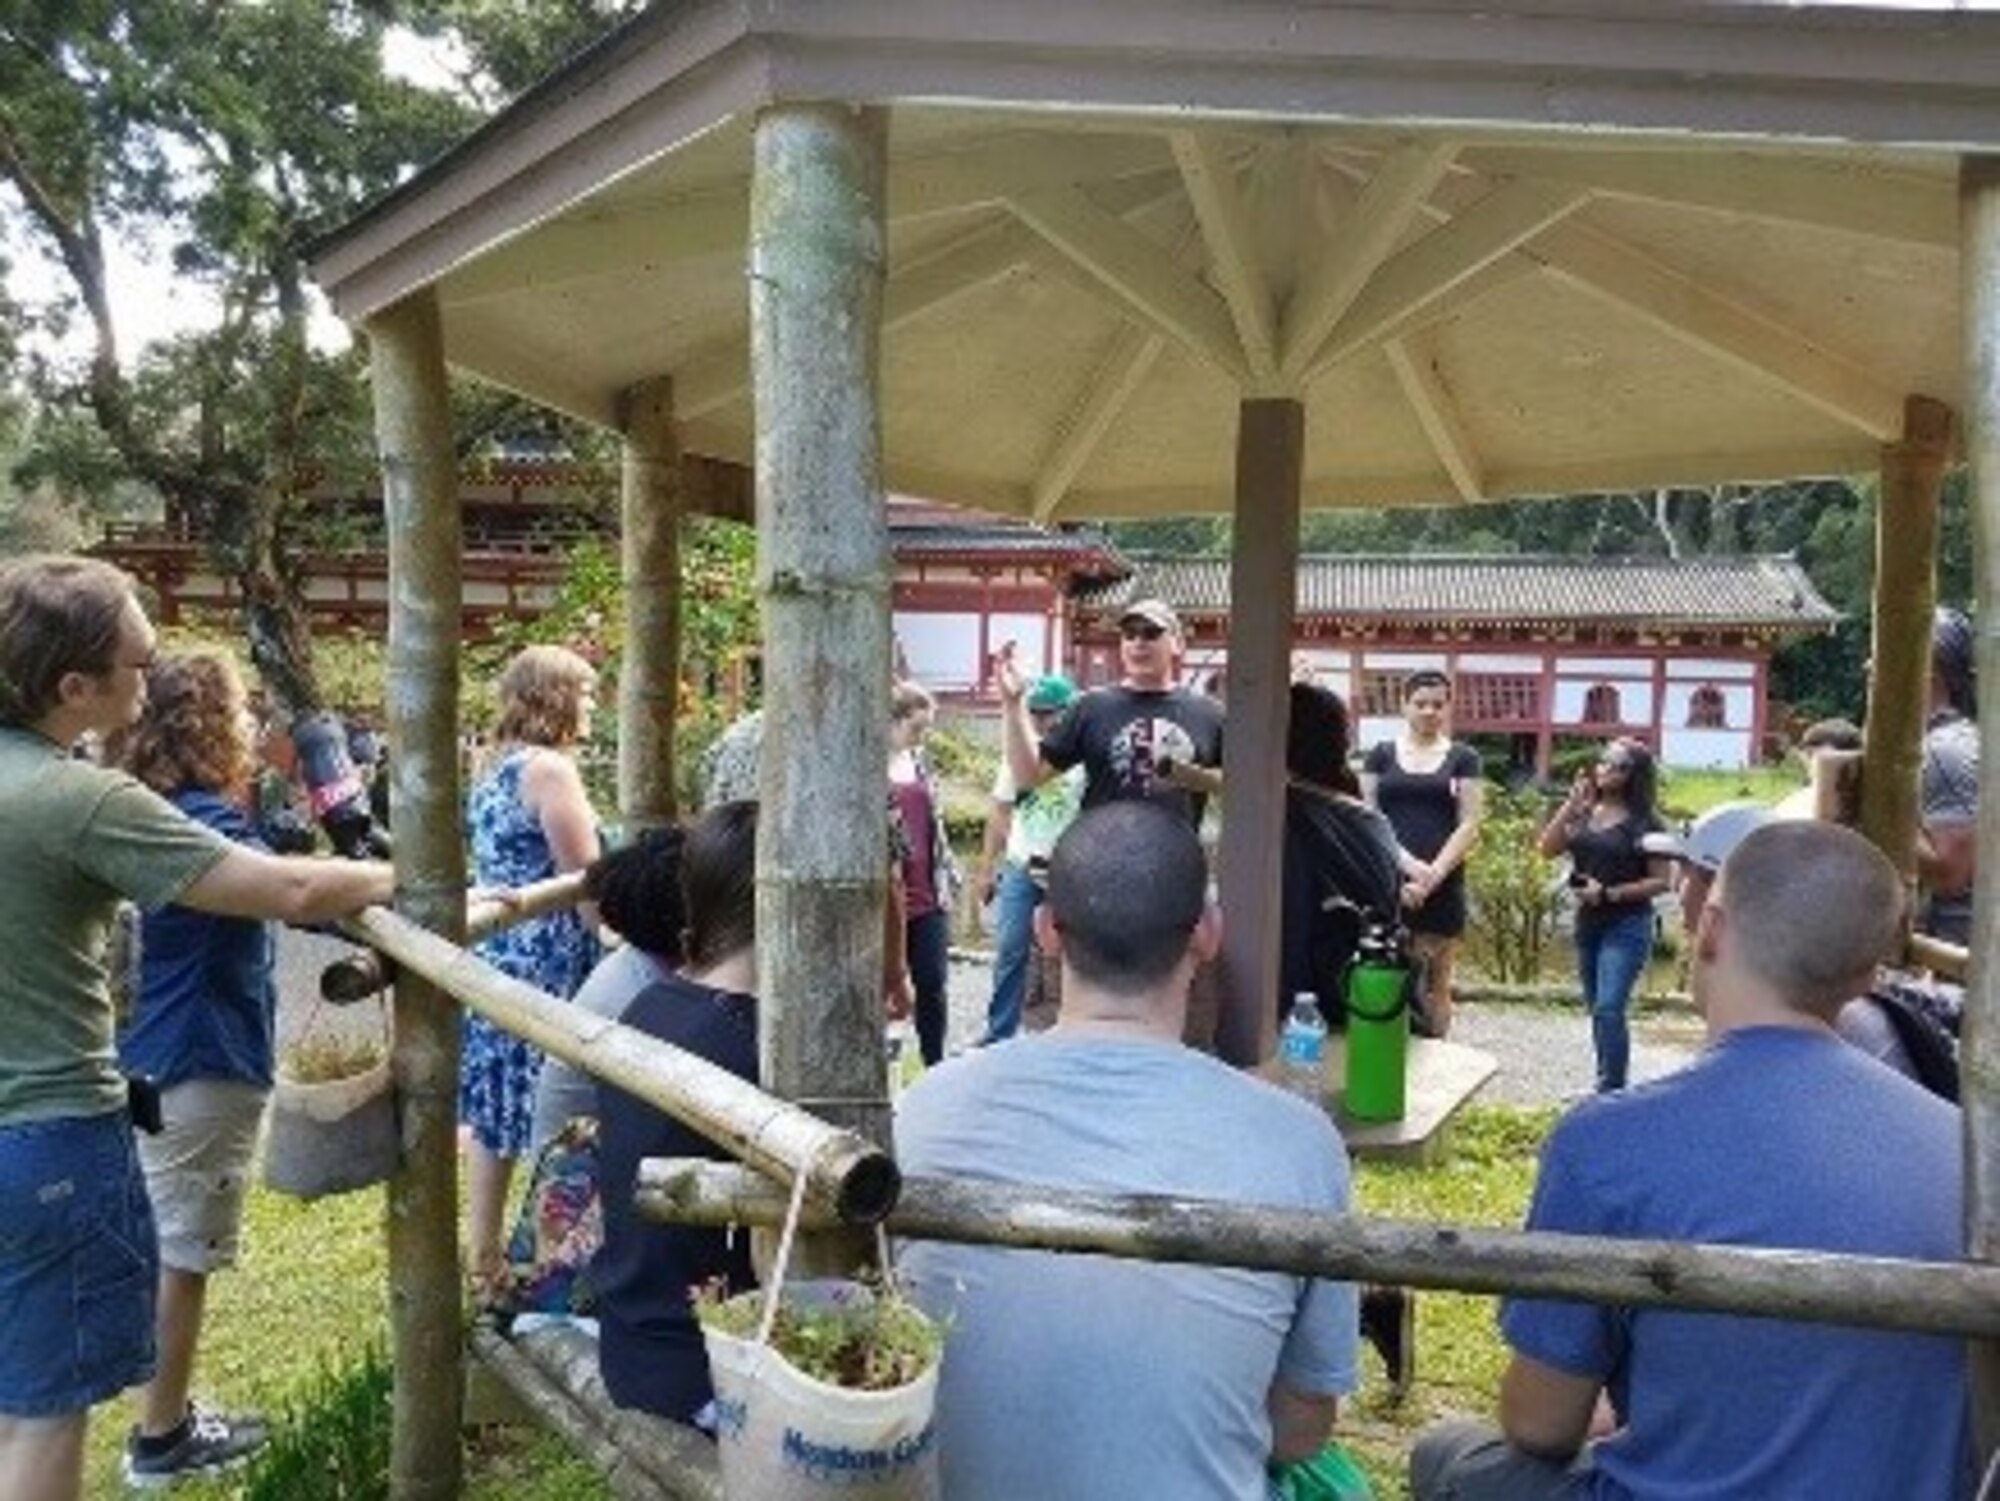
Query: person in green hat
975 673 1084 1042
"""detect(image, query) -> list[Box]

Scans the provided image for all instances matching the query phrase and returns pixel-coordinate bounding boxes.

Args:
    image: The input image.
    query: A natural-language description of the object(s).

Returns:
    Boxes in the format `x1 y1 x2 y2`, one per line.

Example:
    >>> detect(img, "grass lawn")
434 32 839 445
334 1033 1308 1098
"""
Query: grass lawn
81 1106 1553 1498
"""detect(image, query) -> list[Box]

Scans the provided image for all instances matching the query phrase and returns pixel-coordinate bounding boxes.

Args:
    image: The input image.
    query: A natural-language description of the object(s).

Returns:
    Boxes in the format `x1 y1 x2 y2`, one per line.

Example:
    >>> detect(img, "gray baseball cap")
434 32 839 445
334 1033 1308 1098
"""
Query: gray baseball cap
1640 802 1775 874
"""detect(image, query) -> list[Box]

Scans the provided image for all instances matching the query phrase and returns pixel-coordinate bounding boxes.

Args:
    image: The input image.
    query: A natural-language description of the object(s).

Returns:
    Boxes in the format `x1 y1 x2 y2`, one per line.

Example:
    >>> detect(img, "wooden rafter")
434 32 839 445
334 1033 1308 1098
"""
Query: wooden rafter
1170 130 1279 383
1385 334 1485 503
442 133 1170 306
1009 185 1250 382
1031 323 1165 520
1307 179 1588 376
1281 141 1458 378
677 218 1039 417
1459 146 1955 249
1528 221 1904 441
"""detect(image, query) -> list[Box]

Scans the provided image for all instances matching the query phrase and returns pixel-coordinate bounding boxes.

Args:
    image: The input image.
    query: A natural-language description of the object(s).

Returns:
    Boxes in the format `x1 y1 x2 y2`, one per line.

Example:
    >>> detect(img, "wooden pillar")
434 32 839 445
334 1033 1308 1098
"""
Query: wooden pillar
1960 154 2000 1466
1216 397 1305 1067
1859 395 1954 905
365 288 465 1501
618 377 683 834
749 103 893 1273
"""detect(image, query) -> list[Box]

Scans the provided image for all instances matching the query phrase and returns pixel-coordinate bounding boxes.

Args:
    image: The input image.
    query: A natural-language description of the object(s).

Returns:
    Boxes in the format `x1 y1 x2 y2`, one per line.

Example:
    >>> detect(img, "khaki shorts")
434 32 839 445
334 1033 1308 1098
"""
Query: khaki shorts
135 1079 268 1274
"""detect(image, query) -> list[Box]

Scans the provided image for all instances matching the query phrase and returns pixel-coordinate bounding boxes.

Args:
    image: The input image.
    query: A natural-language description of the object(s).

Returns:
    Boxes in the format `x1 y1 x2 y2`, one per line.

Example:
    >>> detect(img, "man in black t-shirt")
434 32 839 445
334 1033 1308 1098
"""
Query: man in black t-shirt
995 598 1225 828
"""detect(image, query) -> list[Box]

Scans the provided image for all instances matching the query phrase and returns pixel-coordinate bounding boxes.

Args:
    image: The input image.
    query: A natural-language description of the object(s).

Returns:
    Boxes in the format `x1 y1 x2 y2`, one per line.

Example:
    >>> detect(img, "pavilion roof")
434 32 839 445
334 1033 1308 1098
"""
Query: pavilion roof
309 2 2000 521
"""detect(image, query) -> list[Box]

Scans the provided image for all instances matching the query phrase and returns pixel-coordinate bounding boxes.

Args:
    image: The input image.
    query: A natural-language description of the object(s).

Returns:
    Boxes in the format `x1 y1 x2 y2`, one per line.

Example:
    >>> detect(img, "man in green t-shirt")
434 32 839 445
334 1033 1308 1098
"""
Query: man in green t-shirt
0 556 396 1501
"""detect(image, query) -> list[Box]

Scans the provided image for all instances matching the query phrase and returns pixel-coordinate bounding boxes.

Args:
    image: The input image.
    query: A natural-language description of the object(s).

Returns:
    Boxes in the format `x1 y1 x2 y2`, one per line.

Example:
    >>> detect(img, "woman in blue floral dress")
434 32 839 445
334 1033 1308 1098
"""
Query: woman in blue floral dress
465 645 603 1291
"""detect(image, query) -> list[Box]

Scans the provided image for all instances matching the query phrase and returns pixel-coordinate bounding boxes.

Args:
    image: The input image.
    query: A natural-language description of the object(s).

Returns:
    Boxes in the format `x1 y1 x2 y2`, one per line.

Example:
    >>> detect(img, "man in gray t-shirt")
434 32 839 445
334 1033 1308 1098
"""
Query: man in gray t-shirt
896 803 1357 1499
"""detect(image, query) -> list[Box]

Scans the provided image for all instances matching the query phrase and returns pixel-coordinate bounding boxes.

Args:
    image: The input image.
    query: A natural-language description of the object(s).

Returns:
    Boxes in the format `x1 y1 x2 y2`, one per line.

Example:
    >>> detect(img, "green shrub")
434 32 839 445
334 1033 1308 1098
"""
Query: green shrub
1463 787 1563 984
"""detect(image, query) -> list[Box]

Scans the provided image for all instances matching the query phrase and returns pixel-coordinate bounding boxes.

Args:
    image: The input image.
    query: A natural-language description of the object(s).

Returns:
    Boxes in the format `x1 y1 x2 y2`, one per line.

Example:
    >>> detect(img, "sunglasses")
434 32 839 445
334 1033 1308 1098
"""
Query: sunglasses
1121 622 1166 642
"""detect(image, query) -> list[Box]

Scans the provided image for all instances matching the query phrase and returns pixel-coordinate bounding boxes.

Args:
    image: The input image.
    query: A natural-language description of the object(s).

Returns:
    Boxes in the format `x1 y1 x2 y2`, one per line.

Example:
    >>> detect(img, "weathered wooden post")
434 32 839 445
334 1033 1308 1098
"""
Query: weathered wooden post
1216 397 1305 1067
1960 153 2000 1466
366 288 466 1499
749 103 894 1273
1859 394 1953 908
618 376 683 834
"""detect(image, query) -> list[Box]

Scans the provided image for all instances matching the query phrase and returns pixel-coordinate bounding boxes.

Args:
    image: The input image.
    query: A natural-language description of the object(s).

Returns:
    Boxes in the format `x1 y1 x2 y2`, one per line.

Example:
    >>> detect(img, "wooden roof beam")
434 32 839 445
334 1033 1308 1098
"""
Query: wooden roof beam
678 218 1040 417
1529 221 1904 441
1009 185 1251 383
1170 130 1279 385
442 133 1172 306
1308 179 1589 376
1459 146 1955 249
1385 334 1486 504
1280 141 1458 380
1030 324 1165 521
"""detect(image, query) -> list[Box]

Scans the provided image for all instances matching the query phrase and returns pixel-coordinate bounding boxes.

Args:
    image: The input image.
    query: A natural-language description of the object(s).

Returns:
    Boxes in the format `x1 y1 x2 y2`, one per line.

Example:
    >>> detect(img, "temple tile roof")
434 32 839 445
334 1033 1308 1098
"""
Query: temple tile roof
888 499 1124 572
1079 554 1839 633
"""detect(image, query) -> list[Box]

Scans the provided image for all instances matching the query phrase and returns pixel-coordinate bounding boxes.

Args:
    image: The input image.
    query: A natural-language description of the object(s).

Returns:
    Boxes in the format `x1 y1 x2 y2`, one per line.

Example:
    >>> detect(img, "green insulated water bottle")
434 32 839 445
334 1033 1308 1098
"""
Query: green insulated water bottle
1344 920 1410 1122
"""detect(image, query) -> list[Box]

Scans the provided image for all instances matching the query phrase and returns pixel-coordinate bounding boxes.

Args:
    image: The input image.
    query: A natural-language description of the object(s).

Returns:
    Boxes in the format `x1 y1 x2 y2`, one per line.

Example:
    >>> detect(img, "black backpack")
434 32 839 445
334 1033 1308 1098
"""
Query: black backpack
1865 977 1962 1103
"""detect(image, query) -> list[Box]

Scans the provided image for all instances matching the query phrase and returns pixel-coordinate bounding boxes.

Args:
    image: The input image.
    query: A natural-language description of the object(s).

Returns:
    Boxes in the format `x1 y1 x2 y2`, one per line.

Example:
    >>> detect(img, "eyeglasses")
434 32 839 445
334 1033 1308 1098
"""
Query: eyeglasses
1121 623 1166 642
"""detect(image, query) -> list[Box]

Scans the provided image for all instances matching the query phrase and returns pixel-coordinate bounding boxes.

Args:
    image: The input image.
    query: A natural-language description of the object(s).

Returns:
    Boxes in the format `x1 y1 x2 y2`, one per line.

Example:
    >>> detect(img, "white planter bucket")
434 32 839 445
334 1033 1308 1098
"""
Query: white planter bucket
702 1280 940 1501
262 1054 398 1199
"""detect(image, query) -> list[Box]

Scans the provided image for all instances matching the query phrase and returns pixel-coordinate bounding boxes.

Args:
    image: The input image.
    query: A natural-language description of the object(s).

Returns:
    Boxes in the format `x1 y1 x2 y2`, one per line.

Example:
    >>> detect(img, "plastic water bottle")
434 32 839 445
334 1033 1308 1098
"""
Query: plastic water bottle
1279 992 1329 1104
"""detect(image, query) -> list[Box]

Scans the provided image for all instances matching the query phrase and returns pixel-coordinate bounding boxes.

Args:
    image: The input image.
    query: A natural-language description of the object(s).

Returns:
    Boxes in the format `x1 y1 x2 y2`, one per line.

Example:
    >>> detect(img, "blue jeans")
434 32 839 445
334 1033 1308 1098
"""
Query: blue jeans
0 1110 158 1416
1576 909 1653 1092
983 862 1045 1043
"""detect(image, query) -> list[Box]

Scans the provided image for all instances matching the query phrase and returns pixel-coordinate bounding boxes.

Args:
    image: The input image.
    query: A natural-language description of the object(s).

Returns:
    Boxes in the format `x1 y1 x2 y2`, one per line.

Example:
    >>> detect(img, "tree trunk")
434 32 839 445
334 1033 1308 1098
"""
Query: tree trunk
366 289 466 1501
749 103 894 1277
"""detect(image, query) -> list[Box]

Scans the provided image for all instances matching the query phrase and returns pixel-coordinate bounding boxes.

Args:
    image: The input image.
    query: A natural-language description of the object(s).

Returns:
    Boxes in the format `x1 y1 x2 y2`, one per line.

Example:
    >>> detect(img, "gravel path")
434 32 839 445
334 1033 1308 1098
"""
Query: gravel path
276 930 1703 1109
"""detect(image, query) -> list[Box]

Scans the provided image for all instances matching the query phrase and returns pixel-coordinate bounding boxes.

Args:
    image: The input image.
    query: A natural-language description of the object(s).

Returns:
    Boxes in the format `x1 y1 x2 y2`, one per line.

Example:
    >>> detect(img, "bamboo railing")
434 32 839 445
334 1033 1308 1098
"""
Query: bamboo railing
637 1160 2000 1340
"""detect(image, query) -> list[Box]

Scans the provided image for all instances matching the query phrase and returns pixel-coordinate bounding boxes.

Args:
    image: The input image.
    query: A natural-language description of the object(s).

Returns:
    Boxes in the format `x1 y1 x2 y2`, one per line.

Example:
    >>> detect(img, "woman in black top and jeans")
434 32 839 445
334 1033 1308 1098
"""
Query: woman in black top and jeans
1537 738 1670 1092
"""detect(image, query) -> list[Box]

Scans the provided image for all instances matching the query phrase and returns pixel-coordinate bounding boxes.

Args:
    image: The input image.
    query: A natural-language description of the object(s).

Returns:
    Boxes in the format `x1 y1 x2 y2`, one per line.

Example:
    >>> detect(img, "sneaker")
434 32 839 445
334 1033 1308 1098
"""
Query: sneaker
122 1402 269 1489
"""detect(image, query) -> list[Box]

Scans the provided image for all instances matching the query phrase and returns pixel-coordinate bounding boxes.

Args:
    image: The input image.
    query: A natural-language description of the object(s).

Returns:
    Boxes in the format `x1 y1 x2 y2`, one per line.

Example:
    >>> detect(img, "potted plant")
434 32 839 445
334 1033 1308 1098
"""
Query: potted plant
695 1274 944 1500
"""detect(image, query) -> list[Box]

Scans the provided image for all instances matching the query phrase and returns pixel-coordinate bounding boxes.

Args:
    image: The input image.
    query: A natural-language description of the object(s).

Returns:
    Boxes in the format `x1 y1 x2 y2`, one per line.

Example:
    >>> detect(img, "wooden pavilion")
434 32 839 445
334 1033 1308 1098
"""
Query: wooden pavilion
306 3 2000 1491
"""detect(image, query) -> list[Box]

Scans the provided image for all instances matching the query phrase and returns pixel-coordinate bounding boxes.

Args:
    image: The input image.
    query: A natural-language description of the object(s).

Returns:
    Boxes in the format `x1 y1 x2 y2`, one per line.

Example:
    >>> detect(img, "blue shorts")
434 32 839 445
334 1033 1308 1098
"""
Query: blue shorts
0 1110 158 1416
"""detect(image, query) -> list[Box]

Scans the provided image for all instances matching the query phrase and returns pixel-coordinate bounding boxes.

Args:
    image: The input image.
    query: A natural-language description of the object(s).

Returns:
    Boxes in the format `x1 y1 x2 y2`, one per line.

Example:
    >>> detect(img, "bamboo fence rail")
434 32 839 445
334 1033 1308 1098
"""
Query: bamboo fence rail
637 1159 2000 1340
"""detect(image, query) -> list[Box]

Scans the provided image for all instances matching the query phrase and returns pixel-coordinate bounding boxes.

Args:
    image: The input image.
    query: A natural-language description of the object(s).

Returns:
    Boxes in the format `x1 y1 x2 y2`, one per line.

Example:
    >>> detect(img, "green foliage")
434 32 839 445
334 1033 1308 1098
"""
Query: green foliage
696 1280 943 1391
405 2 650 101
240 1345 393 1500
1463 788 1562 984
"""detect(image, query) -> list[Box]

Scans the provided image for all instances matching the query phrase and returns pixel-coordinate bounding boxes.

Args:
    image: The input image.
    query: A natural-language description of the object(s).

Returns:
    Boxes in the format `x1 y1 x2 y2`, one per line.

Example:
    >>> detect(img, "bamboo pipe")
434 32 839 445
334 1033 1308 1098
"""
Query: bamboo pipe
637 1160 2000 1341
323 871 588 1002
341 904 900 1224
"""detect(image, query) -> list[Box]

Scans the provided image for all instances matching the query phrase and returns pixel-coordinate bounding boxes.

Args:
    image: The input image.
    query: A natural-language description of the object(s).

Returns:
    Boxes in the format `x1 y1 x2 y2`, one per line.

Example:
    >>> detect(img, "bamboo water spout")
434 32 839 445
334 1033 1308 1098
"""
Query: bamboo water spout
342 905 900 1224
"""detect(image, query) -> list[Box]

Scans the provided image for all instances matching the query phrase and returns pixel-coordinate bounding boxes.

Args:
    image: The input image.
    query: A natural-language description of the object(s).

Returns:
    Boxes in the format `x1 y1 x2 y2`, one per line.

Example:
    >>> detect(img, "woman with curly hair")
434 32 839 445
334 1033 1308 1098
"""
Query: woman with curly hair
464 645 604 1295
110 651 283 1481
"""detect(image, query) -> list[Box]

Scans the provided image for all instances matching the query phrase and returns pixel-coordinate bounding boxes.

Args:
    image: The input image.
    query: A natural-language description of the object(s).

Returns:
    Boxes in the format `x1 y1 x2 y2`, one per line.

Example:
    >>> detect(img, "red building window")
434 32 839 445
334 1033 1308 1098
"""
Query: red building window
1688 685 1727 729
1457 673 1541 726
1582 683 1621 725
1357 670 1411 717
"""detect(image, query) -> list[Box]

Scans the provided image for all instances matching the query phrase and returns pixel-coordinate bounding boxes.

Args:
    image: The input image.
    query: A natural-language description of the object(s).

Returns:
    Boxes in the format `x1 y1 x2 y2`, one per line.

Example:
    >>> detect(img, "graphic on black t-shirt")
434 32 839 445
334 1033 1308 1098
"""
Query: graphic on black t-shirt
1108 714 1200 796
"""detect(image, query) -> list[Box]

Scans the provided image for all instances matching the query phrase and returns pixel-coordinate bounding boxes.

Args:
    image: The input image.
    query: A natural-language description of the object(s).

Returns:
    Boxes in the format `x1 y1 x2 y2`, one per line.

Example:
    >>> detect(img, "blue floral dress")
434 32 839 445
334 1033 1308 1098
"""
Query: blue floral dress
463 748 599 1157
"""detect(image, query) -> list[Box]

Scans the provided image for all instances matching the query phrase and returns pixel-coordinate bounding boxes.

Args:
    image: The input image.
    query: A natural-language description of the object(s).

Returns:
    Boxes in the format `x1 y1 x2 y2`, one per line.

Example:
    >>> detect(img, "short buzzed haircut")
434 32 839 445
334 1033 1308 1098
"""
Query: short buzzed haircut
1046 802 1207 991
1714 822 1904 1015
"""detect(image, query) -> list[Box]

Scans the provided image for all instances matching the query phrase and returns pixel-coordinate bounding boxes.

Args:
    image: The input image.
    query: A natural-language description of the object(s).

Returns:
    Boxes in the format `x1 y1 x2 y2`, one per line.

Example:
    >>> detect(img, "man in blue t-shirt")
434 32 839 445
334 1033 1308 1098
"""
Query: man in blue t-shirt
1411 820 1972 1500
897 803 1357 1498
